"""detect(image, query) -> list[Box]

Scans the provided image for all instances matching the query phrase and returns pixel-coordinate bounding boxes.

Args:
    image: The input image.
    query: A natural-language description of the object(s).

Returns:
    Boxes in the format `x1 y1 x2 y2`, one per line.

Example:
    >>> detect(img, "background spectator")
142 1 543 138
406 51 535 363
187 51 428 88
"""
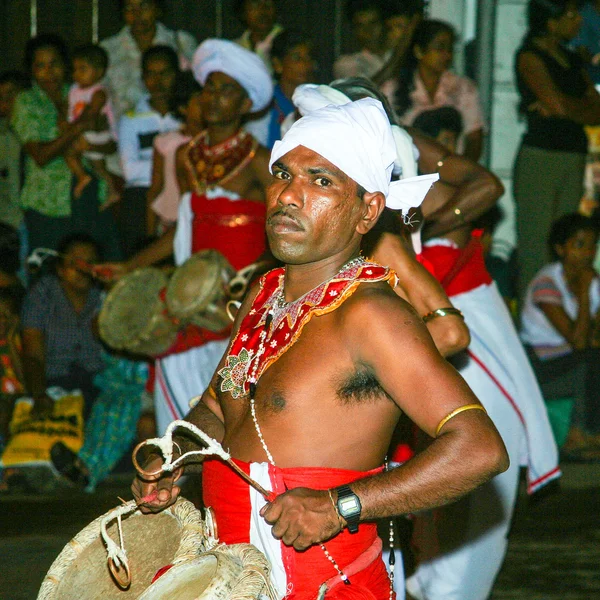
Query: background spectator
66 44 120 205
267 29 316 148
0 287 25 452
146 71 203 235
0 71 28 237
334 0 388 80
412 105 464 153
520 213 600 461
100 0 197 118
11 35 121 258
117 45 181 258
570 0 600 85
396 19 486 161
20 233 104 422
513 0 600 301
235 0 283 73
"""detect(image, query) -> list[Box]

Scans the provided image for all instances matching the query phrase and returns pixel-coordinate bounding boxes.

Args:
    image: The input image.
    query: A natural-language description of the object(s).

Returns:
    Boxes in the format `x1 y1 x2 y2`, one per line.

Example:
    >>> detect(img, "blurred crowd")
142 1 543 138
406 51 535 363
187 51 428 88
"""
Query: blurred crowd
2 0 600 596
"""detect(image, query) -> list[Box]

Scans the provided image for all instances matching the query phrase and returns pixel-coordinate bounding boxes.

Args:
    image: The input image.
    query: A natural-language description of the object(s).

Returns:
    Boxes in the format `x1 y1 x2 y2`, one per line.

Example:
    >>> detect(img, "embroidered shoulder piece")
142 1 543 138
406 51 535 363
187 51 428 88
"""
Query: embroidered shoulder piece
184 129 258 194
218 259 397 399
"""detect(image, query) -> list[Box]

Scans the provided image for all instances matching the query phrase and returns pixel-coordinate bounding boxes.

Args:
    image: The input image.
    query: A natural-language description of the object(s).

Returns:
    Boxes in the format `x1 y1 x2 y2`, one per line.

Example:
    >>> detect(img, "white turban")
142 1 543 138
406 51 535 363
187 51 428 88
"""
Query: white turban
292 84 420 180
192 39 273 112
270 97 438 214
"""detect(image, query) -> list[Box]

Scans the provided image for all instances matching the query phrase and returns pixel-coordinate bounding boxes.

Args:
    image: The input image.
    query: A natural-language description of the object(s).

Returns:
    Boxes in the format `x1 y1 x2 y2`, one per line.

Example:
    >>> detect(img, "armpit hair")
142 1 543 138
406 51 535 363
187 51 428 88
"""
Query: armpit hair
336 364 392 405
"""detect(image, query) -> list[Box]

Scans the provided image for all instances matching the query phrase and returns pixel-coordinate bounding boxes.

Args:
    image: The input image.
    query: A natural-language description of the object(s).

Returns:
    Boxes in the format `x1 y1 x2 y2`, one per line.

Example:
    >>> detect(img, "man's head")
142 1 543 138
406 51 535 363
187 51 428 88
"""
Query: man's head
382 0 424 48
412 106 463 153
346 0 384 53
142 45 179 103
267 98 402 264
236 0 278 39
121 0 162 38
271 29 316 90
0 71 28 119
192 39 273 125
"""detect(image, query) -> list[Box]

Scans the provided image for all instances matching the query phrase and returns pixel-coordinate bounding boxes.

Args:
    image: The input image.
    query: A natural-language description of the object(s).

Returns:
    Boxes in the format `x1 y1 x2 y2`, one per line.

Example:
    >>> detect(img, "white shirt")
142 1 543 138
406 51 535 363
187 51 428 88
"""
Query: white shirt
520 261 600 358
117 96 181 188
101 22 197 117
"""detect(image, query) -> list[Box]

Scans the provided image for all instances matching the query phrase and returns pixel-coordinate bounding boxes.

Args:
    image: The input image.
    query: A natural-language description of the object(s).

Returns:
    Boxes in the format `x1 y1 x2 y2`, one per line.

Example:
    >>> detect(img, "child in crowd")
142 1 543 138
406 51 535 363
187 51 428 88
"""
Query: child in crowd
411 105 463 153
0 287 25 451
520 213 600 460
66 44 119 202
146 71 203 236
118 45 181 258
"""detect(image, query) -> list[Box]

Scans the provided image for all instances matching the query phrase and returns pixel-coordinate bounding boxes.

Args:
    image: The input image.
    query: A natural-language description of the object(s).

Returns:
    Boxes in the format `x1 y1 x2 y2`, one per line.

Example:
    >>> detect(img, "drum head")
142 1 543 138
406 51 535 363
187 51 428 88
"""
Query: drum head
38 499 210 600
138 553 241 600
99 268 175 355
166 250 233 320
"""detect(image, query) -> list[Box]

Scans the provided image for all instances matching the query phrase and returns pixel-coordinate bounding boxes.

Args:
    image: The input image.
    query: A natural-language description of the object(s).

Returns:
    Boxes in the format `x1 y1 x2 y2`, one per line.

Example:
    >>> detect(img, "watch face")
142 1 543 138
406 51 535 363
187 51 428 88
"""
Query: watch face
339 496 360 517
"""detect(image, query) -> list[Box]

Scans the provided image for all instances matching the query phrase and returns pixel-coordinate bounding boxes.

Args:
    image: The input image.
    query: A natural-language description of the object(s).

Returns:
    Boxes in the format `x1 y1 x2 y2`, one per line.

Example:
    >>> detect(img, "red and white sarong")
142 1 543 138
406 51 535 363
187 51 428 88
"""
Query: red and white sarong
203 458 393 599
406 238 560 600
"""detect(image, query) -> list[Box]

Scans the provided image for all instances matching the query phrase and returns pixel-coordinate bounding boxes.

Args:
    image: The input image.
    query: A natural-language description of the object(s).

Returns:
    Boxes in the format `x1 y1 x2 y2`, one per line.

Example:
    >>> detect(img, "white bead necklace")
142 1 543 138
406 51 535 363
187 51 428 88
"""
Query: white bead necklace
245 260 369 588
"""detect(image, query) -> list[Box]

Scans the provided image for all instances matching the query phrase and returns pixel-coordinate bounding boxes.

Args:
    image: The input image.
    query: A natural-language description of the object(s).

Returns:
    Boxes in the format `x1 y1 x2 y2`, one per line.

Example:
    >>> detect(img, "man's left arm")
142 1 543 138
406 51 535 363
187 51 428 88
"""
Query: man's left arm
262 291 508 549
344 292 508 519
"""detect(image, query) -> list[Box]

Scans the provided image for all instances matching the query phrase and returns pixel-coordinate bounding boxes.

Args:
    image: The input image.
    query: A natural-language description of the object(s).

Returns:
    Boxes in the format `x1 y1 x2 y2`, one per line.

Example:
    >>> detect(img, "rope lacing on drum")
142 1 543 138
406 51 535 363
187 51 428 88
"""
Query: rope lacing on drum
100 502 136 573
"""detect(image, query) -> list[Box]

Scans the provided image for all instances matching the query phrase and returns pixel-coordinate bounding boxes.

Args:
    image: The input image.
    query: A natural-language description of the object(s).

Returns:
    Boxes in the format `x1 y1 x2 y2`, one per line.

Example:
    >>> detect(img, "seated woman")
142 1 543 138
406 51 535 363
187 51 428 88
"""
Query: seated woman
521 213 600 460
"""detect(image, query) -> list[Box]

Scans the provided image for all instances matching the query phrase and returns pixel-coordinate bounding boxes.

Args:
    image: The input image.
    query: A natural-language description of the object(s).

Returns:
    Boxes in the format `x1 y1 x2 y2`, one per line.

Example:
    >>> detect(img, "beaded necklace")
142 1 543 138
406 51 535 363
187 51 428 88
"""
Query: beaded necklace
184 129 258 194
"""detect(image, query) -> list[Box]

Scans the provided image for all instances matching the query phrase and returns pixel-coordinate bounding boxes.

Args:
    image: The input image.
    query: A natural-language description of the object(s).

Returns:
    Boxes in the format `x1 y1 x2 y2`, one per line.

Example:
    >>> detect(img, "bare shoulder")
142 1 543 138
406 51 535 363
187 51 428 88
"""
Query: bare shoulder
338 280 425 337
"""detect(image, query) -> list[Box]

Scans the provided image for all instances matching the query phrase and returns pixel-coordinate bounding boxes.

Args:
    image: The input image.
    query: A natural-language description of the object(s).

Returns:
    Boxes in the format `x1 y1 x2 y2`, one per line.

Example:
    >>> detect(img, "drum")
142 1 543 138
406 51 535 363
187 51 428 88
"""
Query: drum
99 268 179 357
37 498 212 600
138 544 276 600
165 250 235 333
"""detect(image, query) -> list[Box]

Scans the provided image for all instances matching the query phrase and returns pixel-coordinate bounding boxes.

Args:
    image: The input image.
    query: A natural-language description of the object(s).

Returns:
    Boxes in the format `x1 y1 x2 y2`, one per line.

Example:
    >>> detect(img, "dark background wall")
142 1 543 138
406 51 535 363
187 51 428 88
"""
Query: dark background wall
0 0 354 83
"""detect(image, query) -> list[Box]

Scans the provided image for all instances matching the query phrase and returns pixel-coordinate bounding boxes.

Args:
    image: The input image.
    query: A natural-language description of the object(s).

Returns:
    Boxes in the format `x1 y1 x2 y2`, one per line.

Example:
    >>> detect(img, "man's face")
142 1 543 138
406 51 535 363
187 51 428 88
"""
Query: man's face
267 146 366 265
123 0 160 37
275 43 316 88
200 71 251 126
243 0 277 36
57 243 99 293
352 9 383 52
143 57 177 102
0 82 22 119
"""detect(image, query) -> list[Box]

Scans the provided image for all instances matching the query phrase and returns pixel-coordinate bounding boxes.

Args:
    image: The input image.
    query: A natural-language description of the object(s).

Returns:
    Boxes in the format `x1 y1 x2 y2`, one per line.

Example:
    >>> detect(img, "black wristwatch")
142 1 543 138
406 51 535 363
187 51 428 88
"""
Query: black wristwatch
335 484 362 534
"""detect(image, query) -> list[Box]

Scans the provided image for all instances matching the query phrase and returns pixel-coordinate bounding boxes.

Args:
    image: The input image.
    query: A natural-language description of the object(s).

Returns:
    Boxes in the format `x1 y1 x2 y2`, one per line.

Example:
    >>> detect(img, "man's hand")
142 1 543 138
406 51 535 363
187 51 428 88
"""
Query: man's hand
260 488 343 551
131 454 182 514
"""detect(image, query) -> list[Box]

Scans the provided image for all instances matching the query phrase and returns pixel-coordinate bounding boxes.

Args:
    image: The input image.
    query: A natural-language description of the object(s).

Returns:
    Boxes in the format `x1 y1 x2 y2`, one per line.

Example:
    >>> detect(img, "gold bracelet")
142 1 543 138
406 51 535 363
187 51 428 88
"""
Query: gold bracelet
328 488 345 529
435 404 487 437
422 307 464 323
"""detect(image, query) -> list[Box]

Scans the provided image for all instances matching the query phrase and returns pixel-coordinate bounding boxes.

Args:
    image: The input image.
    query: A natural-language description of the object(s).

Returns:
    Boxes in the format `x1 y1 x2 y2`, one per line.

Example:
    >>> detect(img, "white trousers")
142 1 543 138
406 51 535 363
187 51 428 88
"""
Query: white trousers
406 282 548 600
154 339 229 435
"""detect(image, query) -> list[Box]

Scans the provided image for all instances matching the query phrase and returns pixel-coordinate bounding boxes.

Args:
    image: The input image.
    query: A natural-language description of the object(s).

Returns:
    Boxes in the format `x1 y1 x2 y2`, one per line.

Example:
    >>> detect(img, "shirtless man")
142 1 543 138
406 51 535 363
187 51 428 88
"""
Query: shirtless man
133 98 508 599
104 39 273 433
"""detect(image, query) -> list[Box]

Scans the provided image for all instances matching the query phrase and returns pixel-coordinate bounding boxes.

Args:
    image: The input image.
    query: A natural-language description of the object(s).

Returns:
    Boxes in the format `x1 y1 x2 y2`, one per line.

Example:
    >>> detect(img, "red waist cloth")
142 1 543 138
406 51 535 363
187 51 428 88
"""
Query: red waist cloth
203 458 393 599
421 238 492 296
191 192 266 271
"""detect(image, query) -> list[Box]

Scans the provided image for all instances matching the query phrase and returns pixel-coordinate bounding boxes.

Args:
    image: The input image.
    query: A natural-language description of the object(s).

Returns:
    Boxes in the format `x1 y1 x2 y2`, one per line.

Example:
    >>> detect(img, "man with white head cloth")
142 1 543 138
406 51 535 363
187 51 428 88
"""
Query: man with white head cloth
133 98 508 599
105 39 274 434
